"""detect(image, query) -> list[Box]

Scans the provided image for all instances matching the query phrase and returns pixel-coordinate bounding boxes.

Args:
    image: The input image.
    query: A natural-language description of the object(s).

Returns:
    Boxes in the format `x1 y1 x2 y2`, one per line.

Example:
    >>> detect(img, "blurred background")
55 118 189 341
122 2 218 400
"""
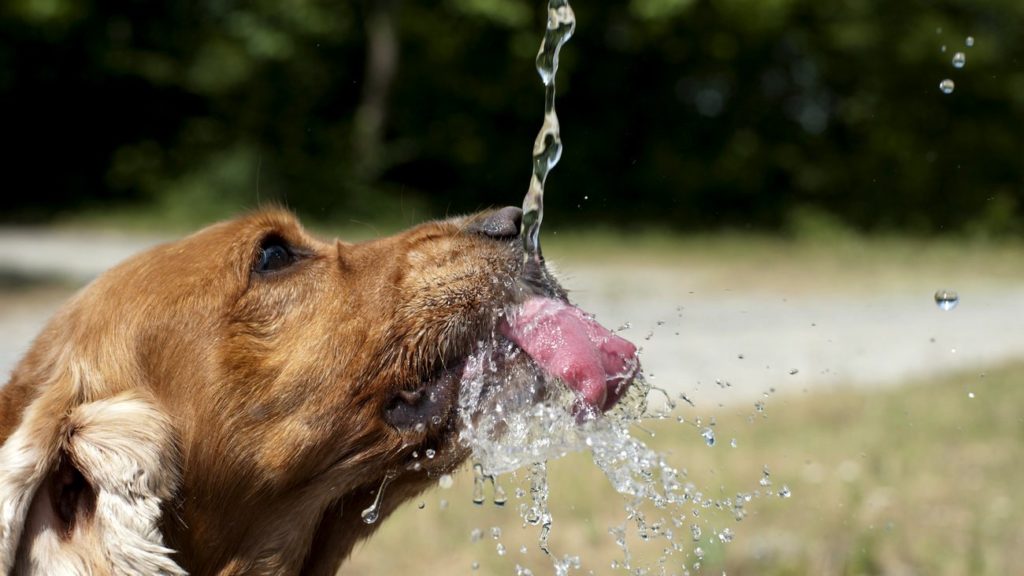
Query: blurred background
2 0 1023 574
2 0 1023 233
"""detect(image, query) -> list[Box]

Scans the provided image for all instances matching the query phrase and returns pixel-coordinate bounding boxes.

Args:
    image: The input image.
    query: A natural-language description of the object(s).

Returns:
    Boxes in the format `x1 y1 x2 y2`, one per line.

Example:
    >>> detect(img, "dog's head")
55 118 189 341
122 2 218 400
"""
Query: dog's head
0 207 637 574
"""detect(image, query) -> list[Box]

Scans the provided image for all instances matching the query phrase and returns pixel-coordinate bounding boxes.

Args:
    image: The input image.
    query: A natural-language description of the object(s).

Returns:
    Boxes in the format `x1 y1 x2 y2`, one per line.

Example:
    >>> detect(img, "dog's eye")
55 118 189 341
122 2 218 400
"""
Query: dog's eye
254 237 295 273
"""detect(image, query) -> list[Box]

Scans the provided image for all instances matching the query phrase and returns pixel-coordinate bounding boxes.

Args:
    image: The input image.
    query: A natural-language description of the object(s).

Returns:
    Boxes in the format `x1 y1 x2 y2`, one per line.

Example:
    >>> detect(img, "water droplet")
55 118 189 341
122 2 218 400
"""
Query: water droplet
968 392 976 399
789 368 799 375
471 561 480 570
491 526 502 540
966 36 975 47
493 478 508 506
934 289 959 310
413 422 425 433
425 448 436 459
939 79 955 94
360 471 396 524
730 438 737 448
496 543 507 556
779 485 791 498
520 545 528 554
952 52 966 68
438 474 454 489
940 44 947 53
718 528 734 543
470 528 483 542
701 427 716 447
417 501 426 509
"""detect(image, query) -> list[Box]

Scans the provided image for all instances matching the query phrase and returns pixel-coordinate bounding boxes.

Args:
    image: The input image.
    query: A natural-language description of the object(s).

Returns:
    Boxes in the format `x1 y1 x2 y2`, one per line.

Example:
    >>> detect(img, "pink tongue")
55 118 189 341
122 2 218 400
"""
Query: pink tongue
500 297 639 412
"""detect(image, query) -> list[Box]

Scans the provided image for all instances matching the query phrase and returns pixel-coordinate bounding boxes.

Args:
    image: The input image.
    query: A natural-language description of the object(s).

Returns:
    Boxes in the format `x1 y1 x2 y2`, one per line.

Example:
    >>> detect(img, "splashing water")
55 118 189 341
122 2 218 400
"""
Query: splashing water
449 1 784 572
458 336 649 477
521 0 576 263
455 327 780 573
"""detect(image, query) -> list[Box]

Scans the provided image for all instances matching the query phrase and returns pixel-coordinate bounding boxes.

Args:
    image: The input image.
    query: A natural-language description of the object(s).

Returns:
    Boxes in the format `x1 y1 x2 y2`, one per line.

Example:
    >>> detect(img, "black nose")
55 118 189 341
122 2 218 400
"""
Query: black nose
469 206 522 239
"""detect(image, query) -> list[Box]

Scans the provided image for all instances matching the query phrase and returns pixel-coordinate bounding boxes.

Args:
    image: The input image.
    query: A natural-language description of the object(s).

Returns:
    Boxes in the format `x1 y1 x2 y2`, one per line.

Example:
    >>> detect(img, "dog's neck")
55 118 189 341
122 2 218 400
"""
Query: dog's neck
166 474 432 575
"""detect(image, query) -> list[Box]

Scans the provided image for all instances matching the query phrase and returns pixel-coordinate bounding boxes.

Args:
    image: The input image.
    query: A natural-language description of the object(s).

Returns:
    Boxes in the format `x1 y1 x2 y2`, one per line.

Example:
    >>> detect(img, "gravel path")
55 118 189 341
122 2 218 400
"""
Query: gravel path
2 229 1021 408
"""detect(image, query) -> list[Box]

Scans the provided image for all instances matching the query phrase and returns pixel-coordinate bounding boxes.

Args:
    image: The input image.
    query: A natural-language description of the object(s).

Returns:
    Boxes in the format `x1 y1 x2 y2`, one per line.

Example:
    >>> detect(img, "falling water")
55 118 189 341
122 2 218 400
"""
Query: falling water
361 471 396 524
934 289 960 311
521 0 576 263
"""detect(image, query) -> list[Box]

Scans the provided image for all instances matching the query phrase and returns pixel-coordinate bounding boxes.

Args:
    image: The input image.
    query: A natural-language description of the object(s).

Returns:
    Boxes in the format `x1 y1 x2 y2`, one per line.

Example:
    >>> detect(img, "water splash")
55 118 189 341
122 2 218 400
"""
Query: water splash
361 471 396 524
455 325 788 572
459 336 649 476
521 0 576 263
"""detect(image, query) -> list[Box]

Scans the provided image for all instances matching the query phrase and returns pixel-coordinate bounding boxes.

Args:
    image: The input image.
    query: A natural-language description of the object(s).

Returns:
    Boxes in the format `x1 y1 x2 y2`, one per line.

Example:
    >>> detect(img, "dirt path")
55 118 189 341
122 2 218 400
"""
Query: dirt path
2 229 1021 408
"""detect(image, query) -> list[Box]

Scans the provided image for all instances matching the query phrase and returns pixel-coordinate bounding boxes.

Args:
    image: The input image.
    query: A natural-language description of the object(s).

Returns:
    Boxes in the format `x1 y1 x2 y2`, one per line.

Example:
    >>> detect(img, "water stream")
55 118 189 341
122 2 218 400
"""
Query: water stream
520 0 575 263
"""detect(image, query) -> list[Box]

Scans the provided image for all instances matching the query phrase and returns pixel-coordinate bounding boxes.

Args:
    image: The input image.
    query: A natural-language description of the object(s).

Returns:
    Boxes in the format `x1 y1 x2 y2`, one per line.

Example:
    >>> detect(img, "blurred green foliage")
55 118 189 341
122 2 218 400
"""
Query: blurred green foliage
1 0 1021 233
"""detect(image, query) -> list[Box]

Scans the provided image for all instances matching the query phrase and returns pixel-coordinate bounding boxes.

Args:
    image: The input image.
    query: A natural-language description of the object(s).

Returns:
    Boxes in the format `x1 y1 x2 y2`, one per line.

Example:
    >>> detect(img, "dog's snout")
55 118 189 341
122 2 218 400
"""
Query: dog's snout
469 206 522 240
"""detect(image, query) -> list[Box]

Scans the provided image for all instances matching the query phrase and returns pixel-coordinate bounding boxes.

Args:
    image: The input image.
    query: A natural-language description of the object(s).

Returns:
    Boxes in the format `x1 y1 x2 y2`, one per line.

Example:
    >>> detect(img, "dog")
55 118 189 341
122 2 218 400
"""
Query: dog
0 207 637 575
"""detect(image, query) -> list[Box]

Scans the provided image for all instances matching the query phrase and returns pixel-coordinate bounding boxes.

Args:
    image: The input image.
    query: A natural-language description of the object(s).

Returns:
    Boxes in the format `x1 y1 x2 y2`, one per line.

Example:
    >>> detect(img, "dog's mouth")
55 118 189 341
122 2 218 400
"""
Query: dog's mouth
499 296 639 414
384 259 639 442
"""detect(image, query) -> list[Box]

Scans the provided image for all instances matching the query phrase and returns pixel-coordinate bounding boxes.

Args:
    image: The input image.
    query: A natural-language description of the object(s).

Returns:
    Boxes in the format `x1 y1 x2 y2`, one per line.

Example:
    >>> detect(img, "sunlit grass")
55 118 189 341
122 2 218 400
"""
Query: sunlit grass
345 362 1024 575
542 228 1024 294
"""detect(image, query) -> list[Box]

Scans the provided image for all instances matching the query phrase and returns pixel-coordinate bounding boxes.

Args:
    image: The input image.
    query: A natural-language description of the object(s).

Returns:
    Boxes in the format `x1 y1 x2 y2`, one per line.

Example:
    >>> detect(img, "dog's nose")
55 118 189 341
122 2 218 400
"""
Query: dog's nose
469 206 522 239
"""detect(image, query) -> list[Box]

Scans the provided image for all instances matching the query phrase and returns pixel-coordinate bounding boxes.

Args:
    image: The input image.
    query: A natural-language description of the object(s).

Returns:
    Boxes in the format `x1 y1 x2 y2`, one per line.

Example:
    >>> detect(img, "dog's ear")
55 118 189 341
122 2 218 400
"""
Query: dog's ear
0 389 186 575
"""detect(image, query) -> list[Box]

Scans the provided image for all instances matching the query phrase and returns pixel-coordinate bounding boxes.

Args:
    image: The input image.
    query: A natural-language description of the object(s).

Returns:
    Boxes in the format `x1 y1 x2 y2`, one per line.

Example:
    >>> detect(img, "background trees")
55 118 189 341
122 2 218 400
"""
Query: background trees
2 0 1021 235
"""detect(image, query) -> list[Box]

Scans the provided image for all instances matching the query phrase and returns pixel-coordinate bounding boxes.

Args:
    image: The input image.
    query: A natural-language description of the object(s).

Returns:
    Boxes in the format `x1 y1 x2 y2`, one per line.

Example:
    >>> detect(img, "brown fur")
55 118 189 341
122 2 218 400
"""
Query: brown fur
0 208 534 575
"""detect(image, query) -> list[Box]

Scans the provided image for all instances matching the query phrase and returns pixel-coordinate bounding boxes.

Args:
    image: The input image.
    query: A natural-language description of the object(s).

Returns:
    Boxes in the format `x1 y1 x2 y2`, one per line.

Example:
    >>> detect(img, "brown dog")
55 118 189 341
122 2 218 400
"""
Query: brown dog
0 207 636 575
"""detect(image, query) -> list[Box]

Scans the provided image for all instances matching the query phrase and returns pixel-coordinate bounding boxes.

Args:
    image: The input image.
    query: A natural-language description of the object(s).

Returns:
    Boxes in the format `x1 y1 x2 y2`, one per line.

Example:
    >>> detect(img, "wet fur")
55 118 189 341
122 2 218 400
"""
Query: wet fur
0 209 527 575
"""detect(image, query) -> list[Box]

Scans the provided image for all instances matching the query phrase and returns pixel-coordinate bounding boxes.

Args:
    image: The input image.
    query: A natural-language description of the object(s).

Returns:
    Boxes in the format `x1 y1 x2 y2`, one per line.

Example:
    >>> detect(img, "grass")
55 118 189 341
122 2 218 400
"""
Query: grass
541 228 1024 295
345 362 1024 575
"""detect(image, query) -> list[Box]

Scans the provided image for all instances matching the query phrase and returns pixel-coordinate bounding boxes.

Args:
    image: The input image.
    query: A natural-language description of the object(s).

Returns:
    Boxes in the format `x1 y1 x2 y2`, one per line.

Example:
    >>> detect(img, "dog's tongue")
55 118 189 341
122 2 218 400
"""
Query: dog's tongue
501 297 639 413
